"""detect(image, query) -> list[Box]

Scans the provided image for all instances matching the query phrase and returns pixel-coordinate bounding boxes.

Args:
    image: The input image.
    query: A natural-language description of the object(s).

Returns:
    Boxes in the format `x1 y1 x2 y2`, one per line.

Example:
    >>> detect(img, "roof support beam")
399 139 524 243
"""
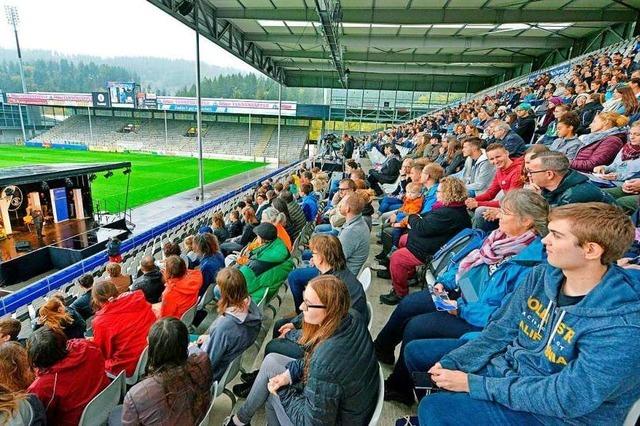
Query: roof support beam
276 61 503 76
313 0 347 87
248 34 572 49
265 49 532 64
285 70 489 92
145 0 286 83
214 8 635 25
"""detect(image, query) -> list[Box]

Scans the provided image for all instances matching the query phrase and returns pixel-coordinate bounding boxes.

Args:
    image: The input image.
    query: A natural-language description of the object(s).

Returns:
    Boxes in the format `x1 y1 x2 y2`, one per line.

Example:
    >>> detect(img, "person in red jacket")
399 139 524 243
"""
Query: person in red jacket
570 111 628 172
159 255 203 319
91 280 156 376
27 327 109 426
465 143 524 231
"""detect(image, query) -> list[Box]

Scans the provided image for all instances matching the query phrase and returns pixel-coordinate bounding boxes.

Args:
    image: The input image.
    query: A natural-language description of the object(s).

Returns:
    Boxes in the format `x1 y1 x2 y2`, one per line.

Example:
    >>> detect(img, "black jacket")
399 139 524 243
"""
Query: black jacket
130 269 165 304
406 205 471 261
343 139 354 159
512 116 536 144
577 102 604 135
70 291 93 320
226 221 243 238
279 314 378 425
372 156 402 183
541 169 616 207
213 226 229 243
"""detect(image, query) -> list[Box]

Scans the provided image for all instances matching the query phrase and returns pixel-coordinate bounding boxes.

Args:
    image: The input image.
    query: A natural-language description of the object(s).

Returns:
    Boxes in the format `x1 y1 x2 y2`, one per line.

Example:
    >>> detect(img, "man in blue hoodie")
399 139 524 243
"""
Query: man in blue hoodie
298 183 318 222
420 202 640 425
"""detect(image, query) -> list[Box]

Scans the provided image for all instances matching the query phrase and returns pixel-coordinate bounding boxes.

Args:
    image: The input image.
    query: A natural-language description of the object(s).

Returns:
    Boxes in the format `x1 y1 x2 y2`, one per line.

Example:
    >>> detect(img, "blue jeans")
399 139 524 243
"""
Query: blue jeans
419 392 543 426
287 266 320 313
404 338 467 384
379 196 403 214
314 223 339 236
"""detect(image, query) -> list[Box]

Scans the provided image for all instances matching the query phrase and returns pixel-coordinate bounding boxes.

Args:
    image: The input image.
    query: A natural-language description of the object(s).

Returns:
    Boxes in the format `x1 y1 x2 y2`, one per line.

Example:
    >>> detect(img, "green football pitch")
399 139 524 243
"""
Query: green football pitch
0 145 266 213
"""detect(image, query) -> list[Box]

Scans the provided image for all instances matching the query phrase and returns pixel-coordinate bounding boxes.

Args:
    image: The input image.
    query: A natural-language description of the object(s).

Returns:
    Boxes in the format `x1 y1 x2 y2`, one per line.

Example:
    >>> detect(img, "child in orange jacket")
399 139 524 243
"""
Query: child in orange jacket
391 182 424 247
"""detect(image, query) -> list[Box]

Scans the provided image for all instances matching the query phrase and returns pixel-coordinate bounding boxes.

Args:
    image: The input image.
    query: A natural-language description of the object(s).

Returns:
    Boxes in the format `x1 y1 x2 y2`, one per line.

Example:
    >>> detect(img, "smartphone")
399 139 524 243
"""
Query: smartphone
412 371 434 390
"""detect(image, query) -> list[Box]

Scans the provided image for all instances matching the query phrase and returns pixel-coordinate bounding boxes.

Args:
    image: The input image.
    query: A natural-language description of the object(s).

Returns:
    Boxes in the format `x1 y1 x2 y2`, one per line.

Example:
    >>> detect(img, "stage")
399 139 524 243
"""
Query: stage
0 217 129 287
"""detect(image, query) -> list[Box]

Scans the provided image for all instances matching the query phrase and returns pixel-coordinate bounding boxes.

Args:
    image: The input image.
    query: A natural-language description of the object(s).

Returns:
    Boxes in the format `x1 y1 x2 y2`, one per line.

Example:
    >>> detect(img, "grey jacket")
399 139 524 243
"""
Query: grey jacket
462 152 495 193
203 299 262 382
549 136 582 161
338 214 370 276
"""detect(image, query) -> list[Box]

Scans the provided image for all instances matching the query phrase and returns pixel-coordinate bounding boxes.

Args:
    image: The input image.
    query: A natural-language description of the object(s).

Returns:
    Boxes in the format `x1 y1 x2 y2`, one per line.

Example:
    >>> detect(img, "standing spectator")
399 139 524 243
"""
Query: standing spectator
131 256 165 304
91 280 156 377
32 210 44 241
106 237 122 263
158 255 203 319
27 327 109 426
69 273 94 320
105 262 132 294
122 318 212 425
342 133 355 159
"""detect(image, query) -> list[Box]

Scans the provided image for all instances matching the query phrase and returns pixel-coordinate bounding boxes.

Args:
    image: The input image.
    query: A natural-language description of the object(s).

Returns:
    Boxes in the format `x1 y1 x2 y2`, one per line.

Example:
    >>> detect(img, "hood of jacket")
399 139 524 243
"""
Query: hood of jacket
97 290 150 317
224 299 263 326
166 269 202 296
40 338 95 375
550 169 588 194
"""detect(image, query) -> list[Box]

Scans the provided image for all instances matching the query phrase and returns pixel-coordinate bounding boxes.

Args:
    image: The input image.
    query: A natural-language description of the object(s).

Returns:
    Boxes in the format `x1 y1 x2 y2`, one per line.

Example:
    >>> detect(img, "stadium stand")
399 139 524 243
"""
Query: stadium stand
5 26 640 426
35 115 308 162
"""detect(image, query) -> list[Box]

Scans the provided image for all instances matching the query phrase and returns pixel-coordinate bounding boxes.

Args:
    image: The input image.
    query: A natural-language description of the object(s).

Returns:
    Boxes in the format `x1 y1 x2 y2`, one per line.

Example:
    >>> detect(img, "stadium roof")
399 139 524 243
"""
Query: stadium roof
147 0 640 93
0 163 131 186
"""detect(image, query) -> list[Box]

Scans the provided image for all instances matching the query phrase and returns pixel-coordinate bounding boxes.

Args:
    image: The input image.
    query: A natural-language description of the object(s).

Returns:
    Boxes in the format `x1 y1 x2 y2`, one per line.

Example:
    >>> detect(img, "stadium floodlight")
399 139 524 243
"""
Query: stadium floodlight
5 4 30 144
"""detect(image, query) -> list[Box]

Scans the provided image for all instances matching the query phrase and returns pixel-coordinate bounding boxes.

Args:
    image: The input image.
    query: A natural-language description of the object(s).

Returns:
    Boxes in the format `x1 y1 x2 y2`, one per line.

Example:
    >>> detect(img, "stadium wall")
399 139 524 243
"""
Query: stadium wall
0 159 302 316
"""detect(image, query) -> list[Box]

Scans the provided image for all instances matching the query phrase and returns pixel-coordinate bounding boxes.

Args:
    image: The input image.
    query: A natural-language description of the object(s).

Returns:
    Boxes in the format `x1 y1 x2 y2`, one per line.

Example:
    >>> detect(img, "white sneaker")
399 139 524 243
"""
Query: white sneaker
369 262 387 271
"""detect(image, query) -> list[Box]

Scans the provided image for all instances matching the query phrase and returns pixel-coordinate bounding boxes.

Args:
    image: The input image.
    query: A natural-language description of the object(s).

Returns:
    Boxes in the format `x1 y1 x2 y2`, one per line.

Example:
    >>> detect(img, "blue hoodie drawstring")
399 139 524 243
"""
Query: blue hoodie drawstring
537 299 554 335
546 310 566 350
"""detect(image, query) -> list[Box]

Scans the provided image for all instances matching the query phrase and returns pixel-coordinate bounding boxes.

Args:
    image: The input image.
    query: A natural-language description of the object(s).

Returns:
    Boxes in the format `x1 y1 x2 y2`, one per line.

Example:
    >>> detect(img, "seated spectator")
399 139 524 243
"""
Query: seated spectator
225 275 378 426
378 189 548 405
105 262 132 294
380 177 471 305
592 120 640 192
193 233 224 297
527 151 615 206
337 192 370 275
239 223 293 304
465 143 525 230
70 273 95 320
492 121 526 157
92 280 156 376
459 137 495 196
255 192 269 222
158 255 203 319
0 342 45 425
571 111 628 172
220 206 259 256
418 203 639 425
0 317 21 343
377 158 414 214
280 190 306 239
261 207 292 251
27 327 109 426
271 197 295 242
513 103 535 143
131 255 165 304
549 111 582 161
368 144 403 195
328 159 359 198
183 235 200 268
194 267 261 382
440 137 465 175
160 241 191 270
122 317 212 425
423 133 443 161
211 212 230 244
33 294 86 340
536 100 569 145
299 183 318 222
225 210 243 239
577 92 604 135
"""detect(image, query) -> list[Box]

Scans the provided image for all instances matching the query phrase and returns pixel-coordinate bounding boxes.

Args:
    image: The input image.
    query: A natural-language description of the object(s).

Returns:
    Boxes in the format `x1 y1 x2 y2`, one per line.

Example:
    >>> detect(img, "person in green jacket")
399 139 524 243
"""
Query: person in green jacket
527 151 616 207
239 223 294 304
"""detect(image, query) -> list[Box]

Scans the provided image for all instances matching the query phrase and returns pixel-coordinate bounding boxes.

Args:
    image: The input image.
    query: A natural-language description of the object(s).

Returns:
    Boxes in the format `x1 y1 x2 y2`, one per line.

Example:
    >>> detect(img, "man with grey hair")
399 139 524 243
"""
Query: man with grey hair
527 151 615 207
492 120 526 158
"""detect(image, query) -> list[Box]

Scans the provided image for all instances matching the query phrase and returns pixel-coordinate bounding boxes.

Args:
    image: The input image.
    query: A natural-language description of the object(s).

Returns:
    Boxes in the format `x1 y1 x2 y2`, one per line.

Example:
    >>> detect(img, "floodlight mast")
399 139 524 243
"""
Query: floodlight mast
5 5 28 143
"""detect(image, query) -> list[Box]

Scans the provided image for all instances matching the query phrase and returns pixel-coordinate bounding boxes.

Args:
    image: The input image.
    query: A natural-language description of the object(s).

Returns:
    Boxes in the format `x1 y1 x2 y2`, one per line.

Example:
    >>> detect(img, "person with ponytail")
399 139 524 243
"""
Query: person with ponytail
91 280 156 377
121 317 212 425
0 342 45 425
225 275 379 426
33 293 86 339
571 111 628 172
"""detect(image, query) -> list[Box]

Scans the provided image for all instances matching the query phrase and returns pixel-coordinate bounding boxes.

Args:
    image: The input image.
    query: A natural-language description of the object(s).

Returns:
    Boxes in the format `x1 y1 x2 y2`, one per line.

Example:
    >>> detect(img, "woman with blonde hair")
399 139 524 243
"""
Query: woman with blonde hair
0 342 45 425
571 111 628 172
105 261 132 294
33 294 85 339
194 267 262 382
225 275 379 426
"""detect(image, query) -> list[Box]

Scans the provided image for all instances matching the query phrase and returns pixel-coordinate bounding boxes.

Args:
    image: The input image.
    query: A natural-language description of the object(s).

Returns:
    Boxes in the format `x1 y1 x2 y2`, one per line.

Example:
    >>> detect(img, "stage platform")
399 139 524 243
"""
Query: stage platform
0 217 129 286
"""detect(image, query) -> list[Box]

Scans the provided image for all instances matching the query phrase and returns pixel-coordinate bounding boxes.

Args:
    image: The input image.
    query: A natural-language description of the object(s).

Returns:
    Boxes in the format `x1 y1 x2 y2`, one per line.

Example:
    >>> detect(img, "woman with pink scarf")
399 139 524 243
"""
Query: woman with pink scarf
374 189 549 406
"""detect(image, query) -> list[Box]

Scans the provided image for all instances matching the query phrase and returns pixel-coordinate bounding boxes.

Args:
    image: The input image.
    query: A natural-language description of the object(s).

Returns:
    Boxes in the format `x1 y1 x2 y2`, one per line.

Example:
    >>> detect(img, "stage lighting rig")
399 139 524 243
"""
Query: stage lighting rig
104 171 114 179
122 168 131 175
88 173 97 182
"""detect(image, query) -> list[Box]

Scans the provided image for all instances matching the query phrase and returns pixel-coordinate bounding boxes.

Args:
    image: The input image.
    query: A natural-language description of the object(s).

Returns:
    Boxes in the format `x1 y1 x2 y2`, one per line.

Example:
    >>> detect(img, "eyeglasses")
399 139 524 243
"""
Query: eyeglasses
301 299 326 311
526 169 550 176
338 187 350 192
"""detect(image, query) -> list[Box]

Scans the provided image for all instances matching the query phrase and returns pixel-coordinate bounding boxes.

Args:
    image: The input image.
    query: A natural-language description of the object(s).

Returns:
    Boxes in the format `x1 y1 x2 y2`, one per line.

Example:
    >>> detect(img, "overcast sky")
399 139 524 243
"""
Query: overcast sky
0 0 256 72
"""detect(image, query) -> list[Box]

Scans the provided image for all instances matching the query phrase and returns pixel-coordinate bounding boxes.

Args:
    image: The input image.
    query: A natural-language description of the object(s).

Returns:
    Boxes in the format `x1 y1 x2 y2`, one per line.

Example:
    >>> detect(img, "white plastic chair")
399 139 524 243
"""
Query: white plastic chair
180 304 197 330
367 301 373 332
381 175 402 195
624 397 640 426
367 364 384 426
358 267 372 292
198 382 218 426
197 284 215 311
78 371 125 426
126 346 149 386
214 355 243 409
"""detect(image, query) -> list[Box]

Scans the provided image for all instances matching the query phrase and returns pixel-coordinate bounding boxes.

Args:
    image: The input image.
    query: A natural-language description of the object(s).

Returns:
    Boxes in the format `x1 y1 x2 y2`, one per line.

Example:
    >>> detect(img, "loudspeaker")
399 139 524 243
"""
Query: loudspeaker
15 241 31 252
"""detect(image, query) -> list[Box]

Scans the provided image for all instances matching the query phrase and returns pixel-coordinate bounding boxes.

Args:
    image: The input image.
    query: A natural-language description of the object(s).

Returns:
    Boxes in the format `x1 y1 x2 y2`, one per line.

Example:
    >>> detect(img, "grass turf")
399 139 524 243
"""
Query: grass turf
0 145 265 213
